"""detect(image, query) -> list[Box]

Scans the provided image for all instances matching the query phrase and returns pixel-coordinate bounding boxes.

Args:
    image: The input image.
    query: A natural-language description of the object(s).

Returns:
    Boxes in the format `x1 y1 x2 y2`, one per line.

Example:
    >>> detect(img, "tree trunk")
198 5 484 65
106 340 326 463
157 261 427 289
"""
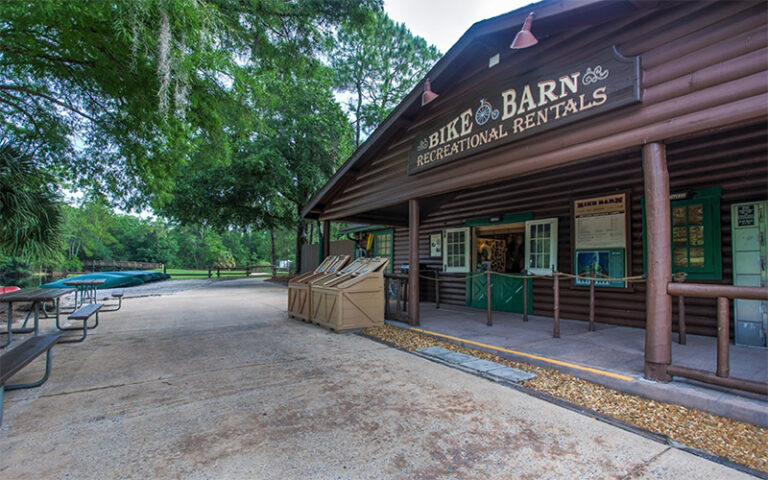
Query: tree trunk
270 227 277 273
295 218 305 274
355 80 364 147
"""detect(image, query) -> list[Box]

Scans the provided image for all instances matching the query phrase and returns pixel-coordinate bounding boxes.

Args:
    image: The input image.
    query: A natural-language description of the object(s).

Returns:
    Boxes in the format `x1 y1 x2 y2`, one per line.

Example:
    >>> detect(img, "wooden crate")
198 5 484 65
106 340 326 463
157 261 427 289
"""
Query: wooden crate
310 257 389 332
287 255 350 320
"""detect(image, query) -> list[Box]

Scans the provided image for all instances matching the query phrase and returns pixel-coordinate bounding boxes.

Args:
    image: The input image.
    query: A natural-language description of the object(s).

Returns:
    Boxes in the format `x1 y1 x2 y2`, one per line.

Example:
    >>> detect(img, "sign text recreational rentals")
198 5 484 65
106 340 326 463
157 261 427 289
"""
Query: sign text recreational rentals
407 47 641 175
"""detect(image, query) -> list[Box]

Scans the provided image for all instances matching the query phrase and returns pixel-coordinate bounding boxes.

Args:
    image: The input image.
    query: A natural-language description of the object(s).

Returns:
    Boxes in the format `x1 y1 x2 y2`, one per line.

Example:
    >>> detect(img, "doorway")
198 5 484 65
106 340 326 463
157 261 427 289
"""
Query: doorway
467 222 532 313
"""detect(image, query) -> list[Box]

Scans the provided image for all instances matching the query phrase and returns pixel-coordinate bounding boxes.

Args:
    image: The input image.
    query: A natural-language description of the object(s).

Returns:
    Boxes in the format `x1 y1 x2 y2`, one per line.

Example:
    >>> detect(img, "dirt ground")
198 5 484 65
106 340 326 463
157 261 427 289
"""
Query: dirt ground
0 278 758 479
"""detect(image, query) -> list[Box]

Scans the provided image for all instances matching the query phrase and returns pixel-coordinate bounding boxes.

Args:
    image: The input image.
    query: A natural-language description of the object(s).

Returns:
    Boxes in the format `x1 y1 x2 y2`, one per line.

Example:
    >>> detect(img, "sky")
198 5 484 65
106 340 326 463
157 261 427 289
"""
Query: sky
384 0 534 53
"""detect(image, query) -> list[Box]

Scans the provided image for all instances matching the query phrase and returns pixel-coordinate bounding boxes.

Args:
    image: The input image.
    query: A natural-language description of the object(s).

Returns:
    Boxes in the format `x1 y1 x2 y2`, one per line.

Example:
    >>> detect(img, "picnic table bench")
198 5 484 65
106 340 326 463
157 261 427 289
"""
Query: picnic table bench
56 303 103 343
101 289 124 312
0 334 61 425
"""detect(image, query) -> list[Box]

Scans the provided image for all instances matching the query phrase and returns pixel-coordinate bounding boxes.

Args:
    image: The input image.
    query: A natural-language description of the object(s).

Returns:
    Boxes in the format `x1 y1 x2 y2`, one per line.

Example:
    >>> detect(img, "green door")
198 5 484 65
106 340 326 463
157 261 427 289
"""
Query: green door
467 273 532 314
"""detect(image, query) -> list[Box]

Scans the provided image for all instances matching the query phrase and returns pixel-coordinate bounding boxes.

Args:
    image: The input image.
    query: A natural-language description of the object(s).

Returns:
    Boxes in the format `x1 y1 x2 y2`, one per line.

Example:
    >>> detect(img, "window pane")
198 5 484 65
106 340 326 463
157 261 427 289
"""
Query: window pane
689 226 704 246
673 248 688 267
688 204 704 224
673 227 688 246
689 248 705 267
672 207 687 226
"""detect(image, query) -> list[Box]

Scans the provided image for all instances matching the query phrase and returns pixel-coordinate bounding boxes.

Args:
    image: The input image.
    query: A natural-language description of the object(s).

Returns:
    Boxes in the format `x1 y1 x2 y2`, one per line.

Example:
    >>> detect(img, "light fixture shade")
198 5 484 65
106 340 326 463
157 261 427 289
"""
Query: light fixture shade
510 12 538 49
421 79 439 105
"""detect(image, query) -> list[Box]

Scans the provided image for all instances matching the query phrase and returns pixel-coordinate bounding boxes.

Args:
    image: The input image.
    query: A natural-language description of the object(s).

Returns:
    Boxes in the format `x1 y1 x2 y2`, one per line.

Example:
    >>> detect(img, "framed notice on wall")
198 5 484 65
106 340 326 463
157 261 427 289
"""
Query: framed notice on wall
572 192 630 288
430 233 442 257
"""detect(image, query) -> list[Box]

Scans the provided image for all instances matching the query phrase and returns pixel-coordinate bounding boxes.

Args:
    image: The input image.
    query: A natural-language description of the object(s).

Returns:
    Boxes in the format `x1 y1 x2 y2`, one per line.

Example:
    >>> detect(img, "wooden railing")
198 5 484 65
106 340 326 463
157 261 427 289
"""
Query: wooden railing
666 282 768 395
81 260 164 272
169 265 279 278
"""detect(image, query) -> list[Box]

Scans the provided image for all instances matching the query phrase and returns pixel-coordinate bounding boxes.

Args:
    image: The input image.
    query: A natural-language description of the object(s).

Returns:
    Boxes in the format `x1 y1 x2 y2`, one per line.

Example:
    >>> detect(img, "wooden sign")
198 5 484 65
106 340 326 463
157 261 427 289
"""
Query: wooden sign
408 47 641 175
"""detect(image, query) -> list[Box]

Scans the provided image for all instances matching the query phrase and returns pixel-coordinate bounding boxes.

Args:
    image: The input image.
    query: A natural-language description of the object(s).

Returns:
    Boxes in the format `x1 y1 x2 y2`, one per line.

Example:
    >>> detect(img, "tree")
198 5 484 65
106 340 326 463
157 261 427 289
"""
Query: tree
331 11 441 146
159 60 354 271
259 67 355 270
0 143 63 260
0 0 236 208
0 0 381 210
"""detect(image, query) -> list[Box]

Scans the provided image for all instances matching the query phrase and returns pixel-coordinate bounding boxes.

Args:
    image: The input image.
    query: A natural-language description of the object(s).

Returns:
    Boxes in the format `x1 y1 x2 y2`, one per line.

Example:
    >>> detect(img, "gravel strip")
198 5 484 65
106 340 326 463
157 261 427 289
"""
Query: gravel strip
361 324 768 473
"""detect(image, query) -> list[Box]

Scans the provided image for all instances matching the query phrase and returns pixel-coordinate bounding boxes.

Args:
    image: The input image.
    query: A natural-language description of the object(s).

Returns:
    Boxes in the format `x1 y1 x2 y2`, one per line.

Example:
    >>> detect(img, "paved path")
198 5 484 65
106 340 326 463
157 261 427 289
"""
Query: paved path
0 278 753 479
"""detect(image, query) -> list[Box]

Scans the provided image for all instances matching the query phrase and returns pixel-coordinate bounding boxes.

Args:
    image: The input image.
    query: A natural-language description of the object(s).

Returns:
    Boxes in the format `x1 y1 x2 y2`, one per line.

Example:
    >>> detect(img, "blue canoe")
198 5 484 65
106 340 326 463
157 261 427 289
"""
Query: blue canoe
39 270 169 290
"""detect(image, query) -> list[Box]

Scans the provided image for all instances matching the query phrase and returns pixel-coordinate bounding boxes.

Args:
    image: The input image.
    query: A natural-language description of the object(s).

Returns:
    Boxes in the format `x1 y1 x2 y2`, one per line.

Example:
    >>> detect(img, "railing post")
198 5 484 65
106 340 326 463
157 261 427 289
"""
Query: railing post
434 270 440 309
208 268 212 278
403 276 408 314
674 272 687 344
396 277 402 314
717 296 730 378
384 277 390 318
678 295 687 345
486 271 492 327
589 266 596 332
523 271 529 322
553 269 560 338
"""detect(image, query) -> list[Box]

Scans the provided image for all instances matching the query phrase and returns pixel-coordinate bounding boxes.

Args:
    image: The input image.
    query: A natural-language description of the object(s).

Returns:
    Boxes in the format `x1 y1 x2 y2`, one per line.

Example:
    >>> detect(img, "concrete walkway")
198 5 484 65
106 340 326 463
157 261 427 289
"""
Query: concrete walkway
390 302 768 427
0 278 756 479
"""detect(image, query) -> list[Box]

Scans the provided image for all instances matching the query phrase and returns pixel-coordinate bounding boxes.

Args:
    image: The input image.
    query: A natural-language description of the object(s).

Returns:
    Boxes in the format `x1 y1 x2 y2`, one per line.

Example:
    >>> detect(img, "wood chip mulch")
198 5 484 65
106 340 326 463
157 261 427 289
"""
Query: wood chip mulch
361 324 768 473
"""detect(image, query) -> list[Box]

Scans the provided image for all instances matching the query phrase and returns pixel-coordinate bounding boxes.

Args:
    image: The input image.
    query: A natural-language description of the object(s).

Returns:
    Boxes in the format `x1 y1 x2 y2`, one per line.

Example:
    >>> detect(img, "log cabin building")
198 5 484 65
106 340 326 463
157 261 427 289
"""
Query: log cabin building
302 0 768 389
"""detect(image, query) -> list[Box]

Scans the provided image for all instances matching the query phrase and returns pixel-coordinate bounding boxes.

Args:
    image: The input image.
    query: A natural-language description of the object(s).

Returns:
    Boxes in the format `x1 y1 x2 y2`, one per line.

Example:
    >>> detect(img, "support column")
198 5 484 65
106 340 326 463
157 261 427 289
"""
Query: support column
322 220 331 262
642 142 673 382
409 199 420 326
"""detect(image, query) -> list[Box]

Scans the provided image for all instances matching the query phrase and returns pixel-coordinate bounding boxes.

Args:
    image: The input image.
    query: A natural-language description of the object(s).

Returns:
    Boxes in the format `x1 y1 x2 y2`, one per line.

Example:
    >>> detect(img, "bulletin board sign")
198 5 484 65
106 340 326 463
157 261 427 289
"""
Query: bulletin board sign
574 193 627 249
572 192 630 288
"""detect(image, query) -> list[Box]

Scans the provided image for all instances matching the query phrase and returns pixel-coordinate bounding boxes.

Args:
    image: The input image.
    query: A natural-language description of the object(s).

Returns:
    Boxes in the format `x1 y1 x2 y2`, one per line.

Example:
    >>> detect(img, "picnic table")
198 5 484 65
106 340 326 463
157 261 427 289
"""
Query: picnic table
63 279 106 309
0 288 73 347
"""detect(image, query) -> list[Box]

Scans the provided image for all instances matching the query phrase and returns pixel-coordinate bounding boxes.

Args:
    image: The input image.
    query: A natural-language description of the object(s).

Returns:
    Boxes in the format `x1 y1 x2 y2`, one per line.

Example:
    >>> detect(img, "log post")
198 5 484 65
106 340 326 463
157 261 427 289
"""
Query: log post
322 220 331 262
643 142 673 382
408 199 420 326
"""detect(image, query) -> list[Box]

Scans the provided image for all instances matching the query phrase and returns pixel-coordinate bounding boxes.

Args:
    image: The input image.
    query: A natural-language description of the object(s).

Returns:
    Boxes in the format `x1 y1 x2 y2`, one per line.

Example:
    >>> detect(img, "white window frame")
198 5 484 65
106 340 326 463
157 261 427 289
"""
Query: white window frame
525 218 558 276
443 227 472 273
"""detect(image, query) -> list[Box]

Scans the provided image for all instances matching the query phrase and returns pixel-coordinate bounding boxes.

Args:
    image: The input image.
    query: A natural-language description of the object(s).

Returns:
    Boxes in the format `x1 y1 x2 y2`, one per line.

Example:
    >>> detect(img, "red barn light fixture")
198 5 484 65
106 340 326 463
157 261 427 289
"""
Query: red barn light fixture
510 12 538 49
421 79 439 106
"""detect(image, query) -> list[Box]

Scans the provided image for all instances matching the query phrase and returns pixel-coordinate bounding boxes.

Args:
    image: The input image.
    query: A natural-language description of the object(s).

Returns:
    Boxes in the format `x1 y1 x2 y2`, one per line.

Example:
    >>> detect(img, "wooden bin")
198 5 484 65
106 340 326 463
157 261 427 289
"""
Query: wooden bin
287 255 349 321
311 257 389 332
